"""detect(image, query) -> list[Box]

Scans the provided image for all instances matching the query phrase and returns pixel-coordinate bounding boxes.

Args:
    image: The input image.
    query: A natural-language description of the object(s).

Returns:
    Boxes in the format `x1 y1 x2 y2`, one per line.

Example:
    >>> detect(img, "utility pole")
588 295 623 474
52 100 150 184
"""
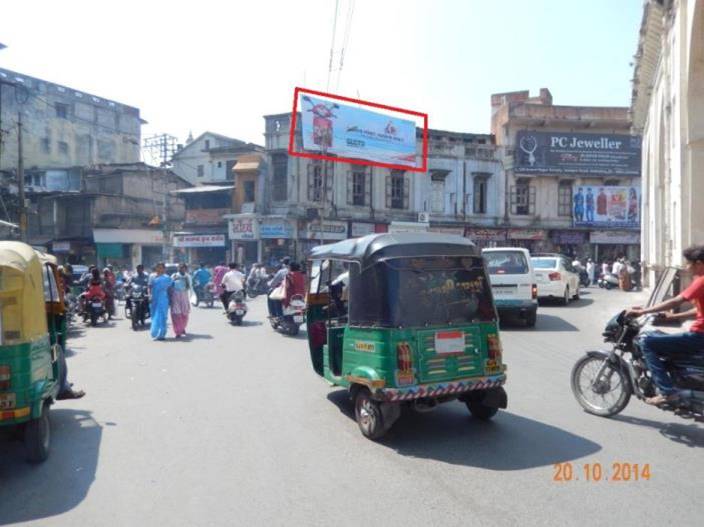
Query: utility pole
17 111 26 241
143 134 177 167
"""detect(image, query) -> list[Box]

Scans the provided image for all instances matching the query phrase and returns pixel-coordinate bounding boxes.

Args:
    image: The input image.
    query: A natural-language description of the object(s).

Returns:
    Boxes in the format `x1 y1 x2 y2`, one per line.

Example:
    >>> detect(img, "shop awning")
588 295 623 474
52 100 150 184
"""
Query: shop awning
232 155 263 172
171 185 233 195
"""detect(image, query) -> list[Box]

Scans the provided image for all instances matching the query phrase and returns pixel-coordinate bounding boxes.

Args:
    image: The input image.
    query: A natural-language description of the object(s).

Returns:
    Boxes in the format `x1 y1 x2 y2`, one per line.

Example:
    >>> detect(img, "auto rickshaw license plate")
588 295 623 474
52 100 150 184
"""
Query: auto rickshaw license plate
0 393 16 410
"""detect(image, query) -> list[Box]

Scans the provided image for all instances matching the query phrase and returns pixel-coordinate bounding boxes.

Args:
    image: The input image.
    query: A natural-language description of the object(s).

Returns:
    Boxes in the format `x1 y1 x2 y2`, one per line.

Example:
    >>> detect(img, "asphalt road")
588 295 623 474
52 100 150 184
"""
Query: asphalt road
1 287 702 526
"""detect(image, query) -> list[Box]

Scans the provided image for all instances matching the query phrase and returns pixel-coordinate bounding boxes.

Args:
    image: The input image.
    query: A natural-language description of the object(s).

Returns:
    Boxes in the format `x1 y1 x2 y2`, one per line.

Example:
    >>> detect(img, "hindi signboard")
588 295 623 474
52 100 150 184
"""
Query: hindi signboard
172 234 226 248
515 131 641 176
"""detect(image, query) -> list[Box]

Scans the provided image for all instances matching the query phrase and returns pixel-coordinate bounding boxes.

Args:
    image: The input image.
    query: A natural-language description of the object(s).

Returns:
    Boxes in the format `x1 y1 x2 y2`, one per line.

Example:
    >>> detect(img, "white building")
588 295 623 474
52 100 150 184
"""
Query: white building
631 0 704 287
171 131 262 185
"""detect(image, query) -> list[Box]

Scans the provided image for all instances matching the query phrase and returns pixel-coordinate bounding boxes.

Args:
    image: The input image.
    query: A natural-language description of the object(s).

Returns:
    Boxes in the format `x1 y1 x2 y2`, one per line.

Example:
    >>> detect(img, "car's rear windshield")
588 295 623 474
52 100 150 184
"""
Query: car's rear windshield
483 251 529 275
531 258 558 269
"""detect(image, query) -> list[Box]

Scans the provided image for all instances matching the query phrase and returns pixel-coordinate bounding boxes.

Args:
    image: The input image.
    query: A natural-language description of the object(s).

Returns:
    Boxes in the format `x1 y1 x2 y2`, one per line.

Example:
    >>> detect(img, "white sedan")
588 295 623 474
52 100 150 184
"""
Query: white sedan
531 255 581 305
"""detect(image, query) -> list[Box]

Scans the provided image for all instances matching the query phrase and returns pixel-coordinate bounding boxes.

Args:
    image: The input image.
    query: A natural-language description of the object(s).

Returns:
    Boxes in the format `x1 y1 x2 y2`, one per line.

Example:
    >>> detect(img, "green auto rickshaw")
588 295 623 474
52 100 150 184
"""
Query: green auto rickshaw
306 233 507 439
0 242 68 462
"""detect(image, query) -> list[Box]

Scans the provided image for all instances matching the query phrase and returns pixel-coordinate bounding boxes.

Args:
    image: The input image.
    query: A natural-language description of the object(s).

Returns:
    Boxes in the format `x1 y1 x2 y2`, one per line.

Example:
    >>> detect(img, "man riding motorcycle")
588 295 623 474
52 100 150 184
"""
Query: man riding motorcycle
192 263 212 304
126 264 150 314
627 245 704 406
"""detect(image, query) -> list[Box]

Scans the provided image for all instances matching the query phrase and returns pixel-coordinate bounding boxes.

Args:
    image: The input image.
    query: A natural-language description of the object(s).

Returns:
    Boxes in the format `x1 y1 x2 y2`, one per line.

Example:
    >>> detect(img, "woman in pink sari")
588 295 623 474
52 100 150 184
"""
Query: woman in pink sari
170 264 192 337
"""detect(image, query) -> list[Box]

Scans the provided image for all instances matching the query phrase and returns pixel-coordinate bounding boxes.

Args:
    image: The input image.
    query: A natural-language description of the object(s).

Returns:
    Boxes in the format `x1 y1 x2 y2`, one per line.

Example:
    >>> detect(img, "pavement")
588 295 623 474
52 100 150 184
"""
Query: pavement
1 286 702 527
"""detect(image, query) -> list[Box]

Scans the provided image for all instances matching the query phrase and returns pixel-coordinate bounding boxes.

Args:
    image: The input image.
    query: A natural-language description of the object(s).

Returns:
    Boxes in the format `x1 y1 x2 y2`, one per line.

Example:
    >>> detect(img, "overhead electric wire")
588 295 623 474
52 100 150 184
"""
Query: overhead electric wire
326 0 340 92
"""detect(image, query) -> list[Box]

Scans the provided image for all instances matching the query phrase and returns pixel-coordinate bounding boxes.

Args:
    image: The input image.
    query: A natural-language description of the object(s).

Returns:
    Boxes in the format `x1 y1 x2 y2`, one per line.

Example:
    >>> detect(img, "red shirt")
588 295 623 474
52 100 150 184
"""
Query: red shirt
682 275 704 333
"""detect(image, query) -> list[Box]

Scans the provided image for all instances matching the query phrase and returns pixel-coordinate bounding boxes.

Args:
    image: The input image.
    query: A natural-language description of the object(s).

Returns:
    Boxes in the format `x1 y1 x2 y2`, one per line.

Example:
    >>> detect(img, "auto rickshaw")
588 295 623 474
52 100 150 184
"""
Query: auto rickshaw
306 233 507 439
0 242 68 462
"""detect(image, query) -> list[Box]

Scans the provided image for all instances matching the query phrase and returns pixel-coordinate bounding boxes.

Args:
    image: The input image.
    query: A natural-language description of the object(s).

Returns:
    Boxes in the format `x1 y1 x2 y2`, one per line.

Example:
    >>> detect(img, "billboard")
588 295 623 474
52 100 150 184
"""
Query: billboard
290 87 428 172
573 186 640 228
172 234 226 248
515 131 641 176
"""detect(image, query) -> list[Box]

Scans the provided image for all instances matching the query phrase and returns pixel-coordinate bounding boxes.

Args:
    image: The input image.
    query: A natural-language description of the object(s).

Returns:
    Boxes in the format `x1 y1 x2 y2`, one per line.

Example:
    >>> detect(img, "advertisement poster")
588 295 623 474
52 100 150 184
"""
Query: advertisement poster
300 94 417 168
515 131 641 176
573 186 640 228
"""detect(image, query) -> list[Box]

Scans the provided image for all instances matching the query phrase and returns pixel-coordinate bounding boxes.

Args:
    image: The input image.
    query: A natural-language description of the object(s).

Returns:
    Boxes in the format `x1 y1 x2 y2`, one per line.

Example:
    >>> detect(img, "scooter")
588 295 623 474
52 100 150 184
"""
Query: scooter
597 273 619 290
270 294 306 336
227 290 248 325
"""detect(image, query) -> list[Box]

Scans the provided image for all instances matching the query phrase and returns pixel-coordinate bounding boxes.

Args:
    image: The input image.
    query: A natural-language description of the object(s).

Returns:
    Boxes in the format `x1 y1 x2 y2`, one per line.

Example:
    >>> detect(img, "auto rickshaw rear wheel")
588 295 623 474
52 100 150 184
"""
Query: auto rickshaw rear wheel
24 402 50 463
353 388 386 440
464 391 500 420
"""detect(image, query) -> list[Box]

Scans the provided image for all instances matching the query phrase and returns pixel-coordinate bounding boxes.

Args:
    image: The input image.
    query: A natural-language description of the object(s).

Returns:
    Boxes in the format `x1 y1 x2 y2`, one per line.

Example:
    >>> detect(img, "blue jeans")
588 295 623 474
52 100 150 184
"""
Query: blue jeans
639 332 704 395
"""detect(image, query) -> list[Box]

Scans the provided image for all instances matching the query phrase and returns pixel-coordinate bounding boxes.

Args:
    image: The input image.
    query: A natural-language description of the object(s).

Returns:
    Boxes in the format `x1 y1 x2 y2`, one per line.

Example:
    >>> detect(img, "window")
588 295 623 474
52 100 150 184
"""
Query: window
473 174 488 214
41 137 51 154
431 180 445 213
217 161 222 168
511 179 535 215
197 165 204 178
204 139 210 150
308 163 323 202
349 170 367 206
386 170 408 209
58 141 69 155
272 154 288 201
55 103 68 119
243 181 255 203
558 181 572 217
604 179 620 186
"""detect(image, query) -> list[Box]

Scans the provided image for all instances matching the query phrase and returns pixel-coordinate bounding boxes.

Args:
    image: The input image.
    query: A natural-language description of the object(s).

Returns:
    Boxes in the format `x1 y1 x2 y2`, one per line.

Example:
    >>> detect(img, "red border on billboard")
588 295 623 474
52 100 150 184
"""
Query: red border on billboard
288 87 428 173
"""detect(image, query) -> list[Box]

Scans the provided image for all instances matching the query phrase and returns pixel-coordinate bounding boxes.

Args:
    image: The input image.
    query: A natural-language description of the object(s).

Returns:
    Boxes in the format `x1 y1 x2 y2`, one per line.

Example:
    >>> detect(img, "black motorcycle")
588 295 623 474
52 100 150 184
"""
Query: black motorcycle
82 295 108 327
125 285 150 330
571 308 704 422
579 269 591 288
246 276 270 299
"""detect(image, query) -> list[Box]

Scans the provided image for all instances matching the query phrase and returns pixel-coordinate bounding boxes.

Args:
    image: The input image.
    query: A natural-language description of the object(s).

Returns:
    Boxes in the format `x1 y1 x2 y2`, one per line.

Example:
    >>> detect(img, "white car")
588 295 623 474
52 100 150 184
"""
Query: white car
482 247 538 327
531 254 580 305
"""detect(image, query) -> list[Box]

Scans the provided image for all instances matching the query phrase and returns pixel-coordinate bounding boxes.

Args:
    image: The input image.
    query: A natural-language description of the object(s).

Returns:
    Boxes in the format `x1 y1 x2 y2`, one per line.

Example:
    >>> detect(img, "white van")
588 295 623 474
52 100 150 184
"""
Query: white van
482 247 538 327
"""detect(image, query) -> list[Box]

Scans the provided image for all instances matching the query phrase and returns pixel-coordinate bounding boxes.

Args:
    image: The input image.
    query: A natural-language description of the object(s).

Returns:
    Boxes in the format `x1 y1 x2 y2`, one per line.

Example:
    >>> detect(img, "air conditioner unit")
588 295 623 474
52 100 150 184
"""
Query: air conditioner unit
418 212 430 223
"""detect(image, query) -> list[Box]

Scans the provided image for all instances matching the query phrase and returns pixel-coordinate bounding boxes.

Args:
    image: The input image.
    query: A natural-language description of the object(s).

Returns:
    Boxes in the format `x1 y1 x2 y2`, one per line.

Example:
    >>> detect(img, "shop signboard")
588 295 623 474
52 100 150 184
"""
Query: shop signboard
260 219 294 239
465 228 507 242
172 234 226 248
52 241 71 253
229 217 259 240
551 230 587 245
590 231 640 245
388 221 429 234
515 131 641 176
428 226 465 236
185 208 230 225
572 186 640 228
508 229 546 241
93 228 164 244
350 222 376 238
305 220 348 240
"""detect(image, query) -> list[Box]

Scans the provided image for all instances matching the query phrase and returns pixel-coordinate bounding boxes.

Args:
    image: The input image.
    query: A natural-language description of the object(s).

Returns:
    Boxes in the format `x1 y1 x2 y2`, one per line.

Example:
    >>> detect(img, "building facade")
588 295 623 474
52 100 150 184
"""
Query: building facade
0 67 142 174
225 113 504 267
491 88 641 261
631 0 704 287
31 163 190 268
170 131 262 185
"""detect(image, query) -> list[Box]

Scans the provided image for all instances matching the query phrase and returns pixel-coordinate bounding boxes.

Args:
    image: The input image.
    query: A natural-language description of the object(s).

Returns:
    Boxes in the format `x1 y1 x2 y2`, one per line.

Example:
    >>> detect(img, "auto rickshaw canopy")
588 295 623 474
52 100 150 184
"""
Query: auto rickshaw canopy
0 241 49 343
308 234 493 328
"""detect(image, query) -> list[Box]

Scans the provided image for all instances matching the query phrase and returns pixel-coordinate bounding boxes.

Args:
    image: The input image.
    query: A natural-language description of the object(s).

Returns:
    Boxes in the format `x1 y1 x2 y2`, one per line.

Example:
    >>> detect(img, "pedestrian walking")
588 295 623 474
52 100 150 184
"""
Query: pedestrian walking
171 264 191 338
149 262 173 341
586 258 596 285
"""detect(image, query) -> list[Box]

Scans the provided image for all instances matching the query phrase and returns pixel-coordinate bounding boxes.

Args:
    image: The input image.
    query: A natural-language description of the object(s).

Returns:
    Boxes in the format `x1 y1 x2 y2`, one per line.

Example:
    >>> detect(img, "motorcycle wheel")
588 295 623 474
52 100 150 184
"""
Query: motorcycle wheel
131 312 139 331
206 299 214 308
605 282 613 290
287 324 300 337
90 313 97 327
571 354 631 417
248 290 259 299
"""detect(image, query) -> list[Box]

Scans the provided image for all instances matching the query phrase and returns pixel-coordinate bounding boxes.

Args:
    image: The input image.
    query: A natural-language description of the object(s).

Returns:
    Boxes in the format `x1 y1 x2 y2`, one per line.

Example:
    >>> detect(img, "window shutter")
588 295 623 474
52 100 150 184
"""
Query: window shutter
530 186 536 213
346 171 353 205
365 171 371 207
307 164 314 202
403 176 410 209
325 163 333 204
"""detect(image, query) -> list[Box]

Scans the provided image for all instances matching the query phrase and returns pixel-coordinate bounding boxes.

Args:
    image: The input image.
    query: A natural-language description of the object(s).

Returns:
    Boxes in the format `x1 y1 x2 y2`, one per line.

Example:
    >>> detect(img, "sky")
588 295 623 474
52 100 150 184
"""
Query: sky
0 0 644 152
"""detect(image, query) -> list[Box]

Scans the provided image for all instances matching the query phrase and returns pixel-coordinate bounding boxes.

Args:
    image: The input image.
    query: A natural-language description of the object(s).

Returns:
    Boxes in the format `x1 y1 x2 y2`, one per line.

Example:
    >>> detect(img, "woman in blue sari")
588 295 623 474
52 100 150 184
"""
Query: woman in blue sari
149 262 173 341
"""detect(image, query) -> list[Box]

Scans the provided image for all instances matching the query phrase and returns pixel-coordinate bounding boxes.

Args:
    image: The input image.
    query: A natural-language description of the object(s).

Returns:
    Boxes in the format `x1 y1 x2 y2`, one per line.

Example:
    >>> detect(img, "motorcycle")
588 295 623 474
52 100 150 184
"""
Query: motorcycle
125 285 150 330
579 269 591 288
571 305 704 423
193 282 215 308
270 294 306 336
597 272 619 290
114 281 126 302
246 276 270 299
82 295 108 327
226 290 247 325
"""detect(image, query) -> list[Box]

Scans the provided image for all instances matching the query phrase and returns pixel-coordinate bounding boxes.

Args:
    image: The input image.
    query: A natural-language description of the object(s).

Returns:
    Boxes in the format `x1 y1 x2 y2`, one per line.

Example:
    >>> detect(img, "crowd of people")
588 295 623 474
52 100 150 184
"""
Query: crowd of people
56 257 307 341
570 256 642 291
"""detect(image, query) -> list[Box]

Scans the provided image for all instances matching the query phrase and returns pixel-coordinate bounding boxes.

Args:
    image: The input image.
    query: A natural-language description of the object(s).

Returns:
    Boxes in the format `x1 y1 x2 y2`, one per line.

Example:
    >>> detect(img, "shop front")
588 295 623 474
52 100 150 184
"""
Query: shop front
550 230 590 258
464 227 508 248
506 228 549 253
228 215 260 267
589 230 641 264
172 234 227 266
388 221 429 234
93 228 165 270
428 225 465 236
260 217 297 269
